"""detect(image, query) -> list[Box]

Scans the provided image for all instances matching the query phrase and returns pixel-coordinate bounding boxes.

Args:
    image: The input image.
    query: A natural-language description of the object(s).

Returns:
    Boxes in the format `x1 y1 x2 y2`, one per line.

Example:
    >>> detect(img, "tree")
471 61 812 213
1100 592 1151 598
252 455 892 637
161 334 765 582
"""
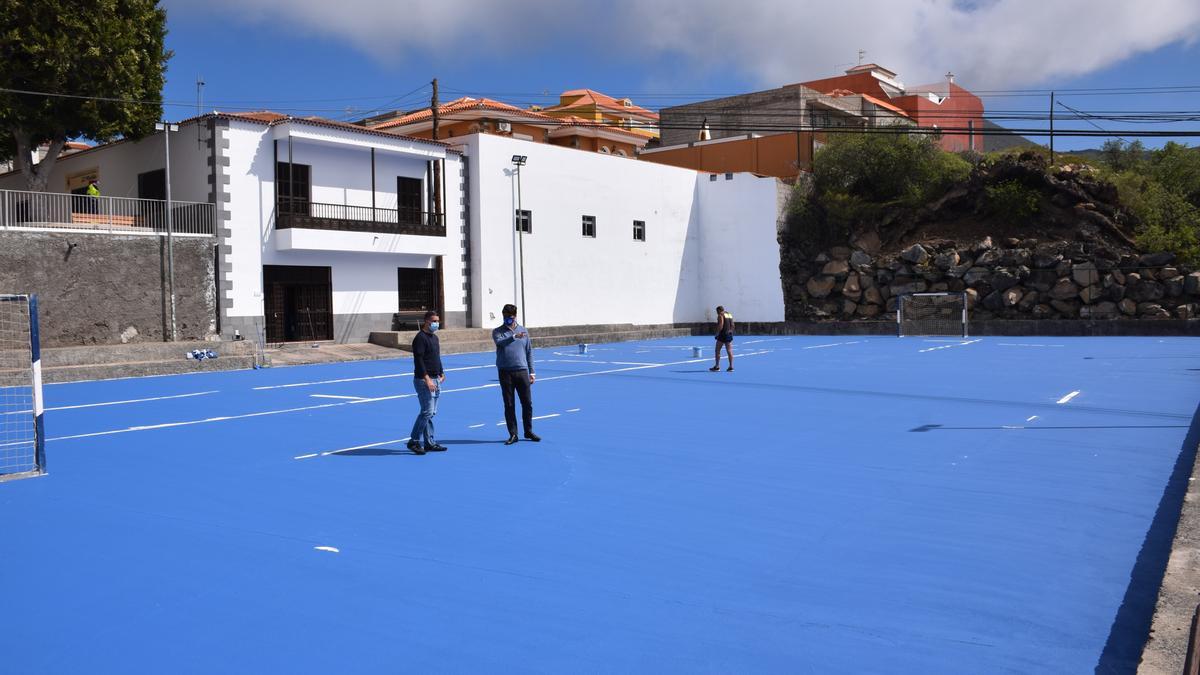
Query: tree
0 0 170 191
1149 141 1200 208
1100 139 1145 173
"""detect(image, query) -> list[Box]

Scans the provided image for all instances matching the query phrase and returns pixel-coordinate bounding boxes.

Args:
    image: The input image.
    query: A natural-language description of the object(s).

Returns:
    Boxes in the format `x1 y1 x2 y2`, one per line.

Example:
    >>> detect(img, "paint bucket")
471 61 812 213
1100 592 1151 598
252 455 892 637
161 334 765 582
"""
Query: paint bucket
692 346 702 358
578 343 588 354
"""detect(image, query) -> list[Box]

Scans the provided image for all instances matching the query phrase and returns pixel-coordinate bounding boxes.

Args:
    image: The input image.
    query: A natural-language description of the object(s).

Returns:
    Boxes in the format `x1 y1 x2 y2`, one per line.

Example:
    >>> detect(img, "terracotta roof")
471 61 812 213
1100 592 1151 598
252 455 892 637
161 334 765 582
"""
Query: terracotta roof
370 97 557 129
548 115 650 141
544 89 659 120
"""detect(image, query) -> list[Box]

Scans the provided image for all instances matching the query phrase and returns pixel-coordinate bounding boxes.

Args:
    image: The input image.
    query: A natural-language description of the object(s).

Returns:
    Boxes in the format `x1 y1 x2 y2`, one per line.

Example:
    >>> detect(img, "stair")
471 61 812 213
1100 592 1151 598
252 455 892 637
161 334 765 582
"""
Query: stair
41 340 258 383
369 324 696 356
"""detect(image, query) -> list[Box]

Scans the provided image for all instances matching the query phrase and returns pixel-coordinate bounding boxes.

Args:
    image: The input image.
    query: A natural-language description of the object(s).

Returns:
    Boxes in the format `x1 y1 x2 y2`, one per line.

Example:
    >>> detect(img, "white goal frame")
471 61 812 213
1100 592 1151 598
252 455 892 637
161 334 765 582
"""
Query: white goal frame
897 291 969 338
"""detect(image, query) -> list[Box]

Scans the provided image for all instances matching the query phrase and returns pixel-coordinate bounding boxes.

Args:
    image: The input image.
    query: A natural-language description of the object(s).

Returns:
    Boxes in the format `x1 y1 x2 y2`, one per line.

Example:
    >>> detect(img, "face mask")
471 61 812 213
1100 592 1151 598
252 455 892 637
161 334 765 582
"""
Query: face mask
504 316 515 326
429 322 440 332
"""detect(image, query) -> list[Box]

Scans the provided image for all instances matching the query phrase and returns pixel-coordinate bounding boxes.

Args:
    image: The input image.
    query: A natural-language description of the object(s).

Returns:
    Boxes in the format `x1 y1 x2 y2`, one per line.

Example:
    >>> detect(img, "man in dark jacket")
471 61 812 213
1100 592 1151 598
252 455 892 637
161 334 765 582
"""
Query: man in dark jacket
492 304 540 445
408 311 446 454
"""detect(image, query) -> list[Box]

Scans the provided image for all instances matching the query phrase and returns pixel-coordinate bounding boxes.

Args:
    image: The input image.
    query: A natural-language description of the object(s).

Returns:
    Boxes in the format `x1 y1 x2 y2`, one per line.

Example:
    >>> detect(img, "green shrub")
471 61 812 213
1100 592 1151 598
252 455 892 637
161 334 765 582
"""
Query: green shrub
813 132 970 208
1113 174 1200 265
984 180 1041 220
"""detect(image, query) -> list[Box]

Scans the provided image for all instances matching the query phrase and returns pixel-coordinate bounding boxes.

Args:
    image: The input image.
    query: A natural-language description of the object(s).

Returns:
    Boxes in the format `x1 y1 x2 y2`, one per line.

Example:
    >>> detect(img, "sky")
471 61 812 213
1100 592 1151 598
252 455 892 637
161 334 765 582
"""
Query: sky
159 0 1200 151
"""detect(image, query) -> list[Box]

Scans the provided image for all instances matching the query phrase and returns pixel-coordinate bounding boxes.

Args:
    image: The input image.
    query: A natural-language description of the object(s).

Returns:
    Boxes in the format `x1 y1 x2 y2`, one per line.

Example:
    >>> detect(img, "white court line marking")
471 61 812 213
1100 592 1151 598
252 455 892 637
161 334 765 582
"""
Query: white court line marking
49 351 773 445
532 413 561 421
309 394 367 400
742 337 792 344
1026 415 1040 422
918 339 982 353
294 437 411 460
803 341 864 350
610 361 658 366
468 423 485 429
998 343 1065 348
567 408 581 412
1057 391 1081 404
294 453 319 459
314 546 340 553
253 365 491 391
2 390 219 416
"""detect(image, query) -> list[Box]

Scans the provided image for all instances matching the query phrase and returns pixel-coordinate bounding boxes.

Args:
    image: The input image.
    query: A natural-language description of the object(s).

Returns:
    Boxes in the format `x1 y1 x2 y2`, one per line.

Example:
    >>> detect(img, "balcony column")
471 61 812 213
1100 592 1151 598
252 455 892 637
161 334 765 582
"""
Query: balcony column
370 147 376 224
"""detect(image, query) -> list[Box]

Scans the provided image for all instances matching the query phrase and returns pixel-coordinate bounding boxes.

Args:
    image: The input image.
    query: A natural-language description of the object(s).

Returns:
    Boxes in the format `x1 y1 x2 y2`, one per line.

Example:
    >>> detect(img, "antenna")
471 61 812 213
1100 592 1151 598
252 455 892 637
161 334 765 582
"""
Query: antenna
196 76 205 117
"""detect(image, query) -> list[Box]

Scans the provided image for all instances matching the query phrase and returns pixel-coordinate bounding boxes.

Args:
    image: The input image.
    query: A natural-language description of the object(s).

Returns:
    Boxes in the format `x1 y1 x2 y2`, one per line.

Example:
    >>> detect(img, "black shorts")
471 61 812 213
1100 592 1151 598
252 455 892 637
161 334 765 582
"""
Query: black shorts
716 333 733 344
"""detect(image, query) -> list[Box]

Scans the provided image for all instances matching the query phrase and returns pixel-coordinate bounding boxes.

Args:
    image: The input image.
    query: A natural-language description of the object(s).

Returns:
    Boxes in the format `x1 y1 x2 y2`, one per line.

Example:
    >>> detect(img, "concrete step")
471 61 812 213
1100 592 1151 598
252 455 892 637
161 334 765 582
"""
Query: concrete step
43 340 256 367
42 355 257 383
370 324 676 352
414 327 696 356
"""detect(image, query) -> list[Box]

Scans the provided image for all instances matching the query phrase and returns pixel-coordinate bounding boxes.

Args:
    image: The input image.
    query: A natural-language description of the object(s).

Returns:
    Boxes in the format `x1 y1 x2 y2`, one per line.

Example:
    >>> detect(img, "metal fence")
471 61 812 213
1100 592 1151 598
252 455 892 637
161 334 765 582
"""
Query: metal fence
0 189 215 237
276 198 445 237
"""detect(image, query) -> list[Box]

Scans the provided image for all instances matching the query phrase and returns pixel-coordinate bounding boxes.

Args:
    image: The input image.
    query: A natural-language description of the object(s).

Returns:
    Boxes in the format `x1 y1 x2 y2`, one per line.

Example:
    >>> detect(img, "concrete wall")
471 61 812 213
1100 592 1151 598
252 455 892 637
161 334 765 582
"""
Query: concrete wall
696 174 787 323
0 230 216 347
641 133 813 178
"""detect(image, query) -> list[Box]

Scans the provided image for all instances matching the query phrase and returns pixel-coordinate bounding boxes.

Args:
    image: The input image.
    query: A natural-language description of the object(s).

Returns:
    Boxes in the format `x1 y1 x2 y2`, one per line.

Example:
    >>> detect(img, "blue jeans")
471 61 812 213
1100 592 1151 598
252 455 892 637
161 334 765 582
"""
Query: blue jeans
410 378 440 446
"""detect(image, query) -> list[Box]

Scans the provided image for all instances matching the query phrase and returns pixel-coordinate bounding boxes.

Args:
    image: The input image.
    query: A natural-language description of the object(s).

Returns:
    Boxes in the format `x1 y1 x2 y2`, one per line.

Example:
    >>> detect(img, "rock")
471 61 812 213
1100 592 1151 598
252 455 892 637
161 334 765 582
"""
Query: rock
1186 272 1200 295
981 290 1003 311
876 269 894 286
1033 251 1062 269
975 250 1002 266
1125 271 1142 285
1071 262 1100 287
1048 278 1080 300
1078 285 1104 304
1119 298 1138 316
1002 287 1024 307
1004 237 1021 247
1110 269 1126 285
859 274 876 289
1001 249 1032 267
1032 304 1054 319
863 286 883 305
1051 299 1079 317
1140 252 1175 267
964 267 991 286
946 278 966 292
934 251 960 270
857 303 882 318
920 266 944 282
851 231 882 255
842 299 858 316
947 263 972 279
964 288 980 308
842 274 863 300
849 250 873 271
890 281 928 296
901 244 930 264
1129 278 1165 303
1157 267 1179 281
930 282 950 292
991 270 1020 292
807 276 836 298
1055 260 1072 277
814 252 830 263
1026 270 1058 292
1164 276 1185 298
829 246 852 261
885 297 899 312
822 259 850 277
973 236 994 252
1138 302 1171 319
1093 301 1119 319
1018 290 1040 310
1106 284 1127 302
1175 304 1196 320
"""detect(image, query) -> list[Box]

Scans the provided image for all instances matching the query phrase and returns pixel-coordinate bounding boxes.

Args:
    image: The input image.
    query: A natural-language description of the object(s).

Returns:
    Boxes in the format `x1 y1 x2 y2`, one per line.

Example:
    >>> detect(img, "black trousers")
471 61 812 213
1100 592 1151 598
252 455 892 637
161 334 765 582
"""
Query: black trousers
498 368 533 435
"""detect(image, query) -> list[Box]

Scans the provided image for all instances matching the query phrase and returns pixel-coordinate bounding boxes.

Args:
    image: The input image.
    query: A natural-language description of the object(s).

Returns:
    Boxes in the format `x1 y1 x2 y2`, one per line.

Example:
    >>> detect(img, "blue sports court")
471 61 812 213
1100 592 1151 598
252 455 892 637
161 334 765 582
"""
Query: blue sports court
2 335 1197 673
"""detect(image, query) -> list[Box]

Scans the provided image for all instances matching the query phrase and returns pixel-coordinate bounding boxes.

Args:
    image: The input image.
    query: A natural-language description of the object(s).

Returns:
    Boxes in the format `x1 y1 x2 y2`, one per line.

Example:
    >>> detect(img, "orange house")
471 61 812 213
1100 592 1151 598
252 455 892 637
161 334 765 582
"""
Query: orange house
538 89 660 140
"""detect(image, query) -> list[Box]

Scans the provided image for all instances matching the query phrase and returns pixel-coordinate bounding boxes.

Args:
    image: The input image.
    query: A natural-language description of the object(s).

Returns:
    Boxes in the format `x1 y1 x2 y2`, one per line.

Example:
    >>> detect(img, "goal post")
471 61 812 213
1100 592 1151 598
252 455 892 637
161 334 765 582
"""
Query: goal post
897 292 969 338
0 294 46 480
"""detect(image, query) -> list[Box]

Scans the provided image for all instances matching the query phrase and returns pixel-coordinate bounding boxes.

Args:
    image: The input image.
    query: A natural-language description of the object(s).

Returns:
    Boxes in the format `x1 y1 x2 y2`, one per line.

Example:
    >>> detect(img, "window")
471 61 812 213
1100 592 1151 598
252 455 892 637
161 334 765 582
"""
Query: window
515 209 532 233
277 162 311 213
599 146 611 154
615 148 627 157
397 176 422 212
633 220 646 241
582 215 596 238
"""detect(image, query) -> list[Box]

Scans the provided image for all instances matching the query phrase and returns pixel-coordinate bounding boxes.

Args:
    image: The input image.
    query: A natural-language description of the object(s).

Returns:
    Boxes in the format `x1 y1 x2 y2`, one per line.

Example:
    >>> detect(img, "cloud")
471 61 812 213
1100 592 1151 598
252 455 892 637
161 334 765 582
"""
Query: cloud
179 0 1200 89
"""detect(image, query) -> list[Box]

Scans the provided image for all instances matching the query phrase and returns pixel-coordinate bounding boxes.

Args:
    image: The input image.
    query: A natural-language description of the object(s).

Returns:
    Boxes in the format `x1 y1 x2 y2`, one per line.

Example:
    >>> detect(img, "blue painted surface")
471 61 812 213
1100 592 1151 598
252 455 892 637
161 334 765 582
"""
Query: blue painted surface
2 335 1198 673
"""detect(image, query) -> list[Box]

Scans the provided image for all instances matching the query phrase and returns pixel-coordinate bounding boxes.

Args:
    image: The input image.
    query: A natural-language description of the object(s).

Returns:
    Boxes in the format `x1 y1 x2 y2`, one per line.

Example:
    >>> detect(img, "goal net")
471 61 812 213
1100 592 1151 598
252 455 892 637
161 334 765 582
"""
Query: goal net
898 292 968 337
0 295 45 480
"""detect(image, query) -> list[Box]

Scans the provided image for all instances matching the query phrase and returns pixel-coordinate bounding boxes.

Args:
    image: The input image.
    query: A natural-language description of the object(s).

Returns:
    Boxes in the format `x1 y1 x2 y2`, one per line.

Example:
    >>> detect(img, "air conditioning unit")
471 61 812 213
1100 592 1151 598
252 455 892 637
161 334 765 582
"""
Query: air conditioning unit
497 121 512 133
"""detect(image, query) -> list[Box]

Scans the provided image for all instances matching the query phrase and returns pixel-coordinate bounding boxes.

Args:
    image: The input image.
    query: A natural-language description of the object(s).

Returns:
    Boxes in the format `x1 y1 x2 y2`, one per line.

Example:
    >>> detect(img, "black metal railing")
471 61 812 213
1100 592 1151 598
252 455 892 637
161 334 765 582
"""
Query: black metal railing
276 198 445 237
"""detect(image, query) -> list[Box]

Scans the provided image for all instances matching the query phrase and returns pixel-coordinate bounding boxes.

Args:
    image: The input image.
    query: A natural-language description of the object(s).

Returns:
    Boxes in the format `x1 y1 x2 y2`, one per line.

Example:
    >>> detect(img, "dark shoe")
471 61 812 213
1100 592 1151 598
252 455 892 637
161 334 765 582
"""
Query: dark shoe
708 366 720 372
425 443 447 452
504 434 519 445
407 440 426 455
524 431 541 442
726 366 734 372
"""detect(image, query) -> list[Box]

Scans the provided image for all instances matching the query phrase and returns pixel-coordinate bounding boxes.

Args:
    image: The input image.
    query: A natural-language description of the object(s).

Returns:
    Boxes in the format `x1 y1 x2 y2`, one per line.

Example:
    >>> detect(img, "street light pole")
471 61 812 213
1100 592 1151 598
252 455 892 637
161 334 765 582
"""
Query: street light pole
512 155 528 325
156 121 180 341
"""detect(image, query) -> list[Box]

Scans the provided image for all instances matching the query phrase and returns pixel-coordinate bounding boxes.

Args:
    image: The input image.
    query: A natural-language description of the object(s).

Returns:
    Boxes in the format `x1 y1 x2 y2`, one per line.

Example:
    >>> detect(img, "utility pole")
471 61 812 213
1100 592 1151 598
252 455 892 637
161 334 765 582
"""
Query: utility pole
1049 91 1055 165
196 76 205 117
431 78 440 140
431 78 443 232
155 121 180 341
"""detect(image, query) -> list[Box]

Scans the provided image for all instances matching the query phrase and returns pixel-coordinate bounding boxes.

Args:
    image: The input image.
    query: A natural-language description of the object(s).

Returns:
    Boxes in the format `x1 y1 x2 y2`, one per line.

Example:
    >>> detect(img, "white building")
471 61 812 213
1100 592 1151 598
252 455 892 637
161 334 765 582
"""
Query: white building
0 112 466 343
0 113 787 344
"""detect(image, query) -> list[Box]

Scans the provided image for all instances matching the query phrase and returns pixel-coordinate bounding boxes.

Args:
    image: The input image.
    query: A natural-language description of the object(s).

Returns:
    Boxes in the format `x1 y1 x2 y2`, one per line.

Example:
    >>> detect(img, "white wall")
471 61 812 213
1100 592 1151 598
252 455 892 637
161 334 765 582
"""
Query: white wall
696 174 786 323
464 133 705 328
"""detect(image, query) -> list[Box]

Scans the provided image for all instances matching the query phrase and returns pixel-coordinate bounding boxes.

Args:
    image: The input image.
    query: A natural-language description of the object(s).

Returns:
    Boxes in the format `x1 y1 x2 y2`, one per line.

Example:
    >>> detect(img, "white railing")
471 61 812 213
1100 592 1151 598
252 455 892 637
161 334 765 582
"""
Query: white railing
0 189 215 237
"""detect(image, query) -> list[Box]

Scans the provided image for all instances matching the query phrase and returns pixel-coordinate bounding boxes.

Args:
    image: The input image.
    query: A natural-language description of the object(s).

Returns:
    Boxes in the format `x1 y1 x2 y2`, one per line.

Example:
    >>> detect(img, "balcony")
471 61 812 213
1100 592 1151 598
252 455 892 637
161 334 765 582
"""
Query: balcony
0 189 215 237
275 198 445 237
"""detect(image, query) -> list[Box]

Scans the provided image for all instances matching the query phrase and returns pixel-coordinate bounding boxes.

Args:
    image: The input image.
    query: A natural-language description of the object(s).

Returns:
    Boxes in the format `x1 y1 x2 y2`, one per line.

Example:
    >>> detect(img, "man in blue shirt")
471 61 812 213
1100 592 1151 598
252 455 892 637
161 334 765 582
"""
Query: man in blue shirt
492 304 540 445
407 310 446 455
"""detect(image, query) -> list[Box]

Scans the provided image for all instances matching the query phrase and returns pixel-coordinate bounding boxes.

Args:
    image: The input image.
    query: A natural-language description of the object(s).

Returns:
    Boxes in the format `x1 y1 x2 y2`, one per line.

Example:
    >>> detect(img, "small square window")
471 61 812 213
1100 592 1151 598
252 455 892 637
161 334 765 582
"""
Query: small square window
582 215 596 238
633 220 646 241
708 174 717 182
515 209 532 233
724 172 734 180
